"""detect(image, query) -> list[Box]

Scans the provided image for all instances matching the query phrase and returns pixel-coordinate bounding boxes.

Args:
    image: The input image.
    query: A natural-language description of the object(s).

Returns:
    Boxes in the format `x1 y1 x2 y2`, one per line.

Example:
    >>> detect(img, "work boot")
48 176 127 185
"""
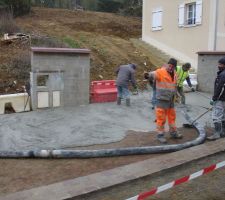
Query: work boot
170 131 183 139
207 122 221 140
207 132 221 140
157 134 167 144
126 98 131 107
117 97 121 105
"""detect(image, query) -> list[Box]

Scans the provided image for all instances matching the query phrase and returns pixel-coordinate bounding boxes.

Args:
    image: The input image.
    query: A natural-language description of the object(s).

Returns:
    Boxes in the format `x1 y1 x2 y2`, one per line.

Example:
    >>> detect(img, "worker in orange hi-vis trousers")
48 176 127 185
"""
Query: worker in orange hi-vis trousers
148 58 183 144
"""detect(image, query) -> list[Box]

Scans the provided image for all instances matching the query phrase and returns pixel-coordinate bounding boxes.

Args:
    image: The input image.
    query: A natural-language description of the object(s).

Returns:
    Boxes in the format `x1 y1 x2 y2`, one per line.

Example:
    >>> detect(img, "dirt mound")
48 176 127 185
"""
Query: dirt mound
0 7 154 93
19 8 141 39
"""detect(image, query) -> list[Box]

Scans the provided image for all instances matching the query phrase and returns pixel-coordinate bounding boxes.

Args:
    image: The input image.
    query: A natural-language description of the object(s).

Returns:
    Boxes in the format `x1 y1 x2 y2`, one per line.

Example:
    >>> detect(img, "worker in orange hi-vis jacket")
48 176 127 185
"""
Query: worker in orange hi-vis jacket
148 58 183 144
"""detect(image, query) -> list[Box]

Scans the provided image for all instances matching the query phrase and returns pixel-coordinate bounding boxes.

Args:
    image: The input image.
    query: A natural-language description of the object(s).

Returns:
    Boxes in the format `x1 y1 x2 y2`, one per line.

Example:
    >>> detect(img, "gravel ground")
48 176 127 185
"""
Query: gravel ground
73 151 225 200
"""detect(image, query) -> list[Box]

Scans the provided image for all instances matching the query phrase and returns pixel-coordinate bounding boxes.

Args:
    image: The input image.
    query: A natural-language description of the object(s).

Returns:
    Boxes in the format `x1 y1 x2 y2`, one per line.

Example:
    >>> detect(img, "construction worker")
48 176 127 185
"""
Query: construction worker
116 63 138 106
148 58 182 143
207 57 225 140
176 63 195 104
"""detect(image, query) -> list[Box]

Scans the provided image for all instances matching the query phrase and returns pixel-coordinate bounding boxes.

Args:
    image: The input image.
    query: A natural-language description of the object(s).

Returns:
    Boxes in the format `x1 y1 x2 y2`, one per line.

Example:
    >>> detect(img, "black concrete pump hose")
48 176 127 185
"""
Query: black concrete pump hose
0 112 206 158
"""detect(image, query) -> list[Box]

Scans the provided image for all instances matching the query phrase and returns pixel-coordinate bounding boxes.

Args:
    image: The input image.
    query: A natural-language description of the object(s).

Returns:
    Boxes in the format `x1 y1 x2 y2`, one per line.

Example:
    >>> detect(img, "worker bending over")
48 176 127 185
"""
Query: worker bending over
116 63 137 106
176 63 195 104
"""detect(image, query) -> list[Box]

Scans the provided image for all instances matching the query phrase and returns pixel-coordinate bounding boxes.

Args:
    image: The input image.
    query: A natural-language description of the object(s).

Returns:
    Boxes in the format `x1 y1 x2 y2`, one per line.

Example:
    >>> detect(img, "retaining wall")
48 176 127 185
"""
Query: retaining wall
0 93 30 114
197 51 225 93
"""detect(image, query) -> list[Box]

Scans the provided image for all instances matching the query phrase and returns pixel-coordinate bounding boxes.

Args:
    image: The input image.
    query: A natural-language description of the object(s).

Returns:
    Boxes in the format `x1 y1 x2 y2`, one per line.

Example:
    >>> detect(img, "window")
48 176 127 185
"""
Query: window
186 3 196 25
152 8 163 31
37 75 49 87
179 0 202 27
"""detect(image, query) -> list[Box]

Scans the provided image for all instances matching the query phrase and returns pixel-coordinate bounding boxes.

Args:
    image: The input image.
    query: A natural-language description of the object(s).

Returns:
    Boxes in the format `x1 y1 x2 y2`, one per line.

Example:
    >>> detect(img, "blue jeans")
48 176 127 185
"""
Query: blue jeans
117 86 130 99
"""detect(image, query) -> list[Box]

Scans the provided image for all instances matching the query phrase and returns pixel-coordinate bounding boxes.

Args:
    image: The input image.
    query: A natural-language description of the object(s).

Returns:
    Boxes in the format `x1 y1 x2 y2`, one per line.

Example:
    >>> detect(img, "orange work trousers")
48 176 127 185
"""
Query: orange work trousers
156 107 176 134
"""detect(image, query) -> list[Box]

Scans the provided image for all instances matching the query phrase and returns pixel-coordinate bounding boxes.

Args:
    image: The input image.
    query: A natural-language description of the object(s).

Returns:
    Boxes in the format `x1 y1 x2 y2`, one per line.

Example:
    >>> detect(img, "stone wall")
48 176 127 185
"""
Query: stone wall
197 52 225 93
31 47 90 110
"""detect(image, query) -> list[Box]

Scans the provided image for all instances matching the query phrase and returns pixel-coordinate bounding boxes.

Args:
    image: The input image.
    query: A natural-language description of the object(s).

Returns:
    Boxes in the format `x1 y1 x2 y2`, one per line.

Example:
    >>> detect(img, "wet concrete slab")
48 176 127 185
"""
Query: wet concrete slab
0 91 212 151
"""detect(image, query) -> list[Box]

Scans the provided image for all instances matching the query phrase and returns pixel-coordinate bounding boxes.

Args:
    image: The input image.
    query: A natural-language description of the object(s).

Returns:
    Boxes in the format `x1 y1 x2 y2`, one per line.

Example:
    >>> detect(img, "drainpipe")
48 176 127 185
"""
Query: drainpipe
208 0 219 50
213 0 219 50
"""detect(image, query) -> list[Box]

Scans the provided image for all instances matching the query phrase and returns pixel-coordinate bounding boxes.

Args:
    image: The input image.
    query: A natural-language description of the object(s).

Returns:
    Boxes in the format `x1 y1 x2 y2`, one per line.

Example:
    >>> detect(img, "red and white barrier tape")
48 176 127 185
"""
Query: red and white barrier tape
126 160 225 200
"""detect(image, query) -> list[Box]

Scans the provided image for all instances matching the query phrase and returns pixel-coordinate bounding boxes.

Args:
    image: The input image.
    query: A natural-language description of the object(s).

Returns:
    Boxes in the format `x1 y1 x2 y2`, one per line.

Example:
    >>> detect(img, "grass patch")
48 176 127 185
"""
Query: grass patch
31 35 68 48
62 36 81 48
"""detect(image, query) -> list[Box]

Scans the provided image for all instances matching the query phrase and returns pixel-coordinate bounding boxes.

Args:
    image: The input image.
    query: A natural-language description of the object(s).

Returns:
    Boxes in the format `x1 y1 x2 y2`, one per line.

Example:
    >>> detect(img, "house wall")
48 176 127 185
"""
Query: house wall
142 0 214 69
197 52 225 93
31 48 90 110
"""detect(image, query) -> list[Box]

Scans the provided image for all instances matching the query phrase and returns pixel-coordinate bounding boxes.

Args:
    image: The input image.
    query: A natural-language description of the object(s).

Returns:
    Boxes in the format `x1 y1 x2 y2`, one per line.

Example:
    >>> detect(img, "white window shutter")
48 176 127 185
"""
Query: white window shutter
152 11 158 30
152 9 162 31
157 11 162 28
196 0 202 24
178 4 185 27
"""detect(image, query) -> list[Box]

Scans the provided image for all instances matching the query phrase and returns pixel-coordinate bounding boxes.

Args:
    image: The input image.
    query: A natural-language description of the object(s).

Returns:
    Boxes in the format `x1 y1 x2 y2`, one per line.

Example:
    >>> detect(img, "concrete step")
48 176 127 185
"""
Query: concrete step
2 138 225 200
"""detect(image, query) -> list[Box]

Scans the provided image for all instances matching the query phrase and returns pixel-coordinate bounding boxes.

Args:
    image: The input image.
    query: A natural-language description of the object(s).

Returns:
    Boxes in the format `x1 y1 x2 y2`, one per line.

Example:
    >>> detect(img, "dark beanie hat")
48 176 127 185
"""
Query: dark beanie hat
183 62 191 69
168 58 177 67
218 57 225 65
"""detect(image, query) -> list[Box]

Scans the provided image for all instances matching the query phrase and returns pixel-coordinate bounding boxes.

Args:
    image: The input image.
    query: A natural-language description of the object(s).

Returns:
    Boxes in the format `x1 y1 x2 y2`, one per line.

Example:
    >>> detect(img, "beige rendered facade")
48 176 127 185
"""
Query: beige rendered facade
142 0 225 69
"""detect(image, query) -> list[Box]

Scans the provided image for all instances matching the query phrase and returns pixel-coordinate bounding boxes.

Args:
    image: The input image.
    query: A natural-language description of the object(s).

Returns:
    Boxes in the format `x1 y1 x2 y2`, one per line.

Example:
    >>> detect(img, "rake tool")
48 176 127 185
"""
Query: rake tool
183 106 212 128
183 85 211 100
194 90 211 100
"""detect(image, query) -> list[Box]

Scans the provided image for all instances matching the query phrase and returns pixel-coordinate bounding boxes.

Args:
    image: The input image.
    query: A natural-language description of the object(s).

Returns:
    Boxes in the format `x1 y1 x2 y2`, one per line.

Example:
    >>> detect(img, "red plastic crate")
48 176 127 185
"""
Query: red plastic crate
91 92 117 103
90 80 117 103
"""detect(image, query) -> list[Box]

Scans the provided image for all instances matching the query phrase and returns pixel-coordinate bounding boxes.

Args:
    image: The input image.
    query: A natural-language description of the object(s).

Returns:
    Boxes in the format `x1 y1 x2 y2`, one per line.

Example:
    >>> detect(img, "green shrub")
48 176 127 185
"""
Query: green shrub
0 11 20 34
97 0 122 13
0 0 31 17
119 0 142 17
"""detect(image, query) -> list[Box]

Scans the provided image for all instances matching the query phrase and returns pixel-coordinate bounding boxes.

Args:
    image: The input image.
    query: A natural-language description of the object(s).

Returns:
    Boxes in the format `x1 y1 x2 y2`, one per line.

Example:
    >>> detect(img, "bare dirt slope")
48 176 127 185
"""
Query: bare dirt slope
0 7 155 94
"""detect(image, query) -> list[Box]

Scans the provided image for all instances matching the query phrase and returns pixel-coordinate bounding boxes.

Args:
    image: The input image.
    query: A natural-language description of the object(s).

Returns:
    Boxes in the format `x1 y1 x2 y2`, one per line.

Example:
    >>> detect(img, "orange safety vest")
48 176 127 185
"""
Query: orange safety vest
155 67 177 101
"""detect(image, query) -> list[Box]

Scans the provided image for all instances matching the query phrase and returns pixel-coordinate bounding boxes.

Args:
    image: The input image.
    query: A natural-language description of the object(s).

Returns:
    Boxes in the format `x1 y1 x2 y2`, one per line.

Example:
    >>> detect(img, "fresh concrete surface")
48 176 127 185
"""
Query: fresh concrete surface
0 91 212 151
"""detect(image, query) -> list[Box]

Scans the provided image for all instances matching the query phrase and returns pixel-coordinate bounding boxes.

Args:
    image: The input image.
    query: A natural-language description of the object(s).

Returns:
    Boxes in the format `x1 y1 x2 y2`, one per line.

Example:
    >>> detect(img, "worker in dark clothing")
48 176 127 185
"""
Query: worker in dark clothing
176 63 195 104
116 63 137 106
207 57 225 140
